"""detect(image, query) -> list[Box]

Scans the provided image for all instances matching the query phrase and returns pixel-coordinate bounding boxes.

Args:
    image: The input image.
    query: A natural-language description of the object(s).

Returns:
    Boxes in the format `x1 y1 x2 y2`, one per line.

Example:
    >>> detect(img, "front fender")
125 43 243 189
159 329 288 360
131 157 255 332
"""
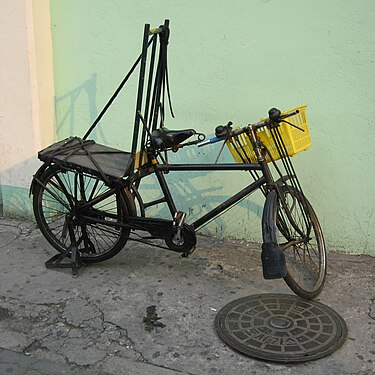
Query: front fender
262 189 277 244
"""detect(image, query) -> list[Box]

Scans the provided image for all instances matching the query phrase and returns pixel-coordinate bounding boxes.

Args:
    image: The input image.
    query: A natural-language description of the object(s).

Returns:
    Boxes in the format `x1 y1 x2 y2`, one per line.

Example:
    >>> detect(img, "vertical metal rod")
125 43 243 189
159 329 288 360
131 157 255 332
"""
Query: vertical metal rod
271 128 310 227
248 127 274 185
151 20 169 131
131 24 150 157
154 167 177 216
140 36 158 153
231 135 266 196
150 53 163 130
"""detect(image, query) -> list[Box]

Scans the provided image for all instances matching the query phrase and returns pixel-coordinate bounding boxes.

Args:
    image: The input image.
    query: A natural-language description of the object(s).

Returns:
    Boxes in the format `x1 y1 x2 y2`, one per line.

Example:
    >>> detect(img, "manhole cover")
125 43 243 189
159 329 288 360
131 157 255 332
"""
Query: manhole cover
214 294 347 363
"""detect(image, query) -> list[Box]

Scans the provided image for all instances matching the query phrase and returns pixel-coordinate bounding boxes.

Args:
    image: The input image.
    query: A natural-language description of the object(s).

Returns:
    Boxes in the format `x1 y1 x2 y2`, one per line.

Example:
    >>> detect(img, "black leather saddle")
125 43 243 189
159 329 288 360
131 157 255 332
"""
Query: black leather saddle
151 127 196 149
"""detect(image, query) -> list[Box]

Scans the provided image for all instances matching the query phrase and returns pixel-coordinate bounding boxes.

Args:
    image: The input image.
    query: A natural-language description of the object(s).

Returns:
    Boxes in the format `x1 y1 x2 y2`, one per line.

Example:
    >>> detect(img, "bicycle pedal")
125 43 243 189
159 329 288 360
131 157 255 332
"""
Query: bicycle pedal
261 242 287 279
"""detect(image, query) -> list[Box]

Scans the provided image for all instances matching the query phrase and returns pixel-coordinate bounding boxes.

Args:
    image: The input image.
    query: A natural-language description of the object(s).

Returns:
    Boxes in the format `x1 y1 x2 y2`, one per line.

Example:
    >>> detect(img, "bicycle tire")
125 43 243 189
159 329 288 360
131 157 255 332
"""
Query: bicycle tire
262 185 327 299
33 165 131 263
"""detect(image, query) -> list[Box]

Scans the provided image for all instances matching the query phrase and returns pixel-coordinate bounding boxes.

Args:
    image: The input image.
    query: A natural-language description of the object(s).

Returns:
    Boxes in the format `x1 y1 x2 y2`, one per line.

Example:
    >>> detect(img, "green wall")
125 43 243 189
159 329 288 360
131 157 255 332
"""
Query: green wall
50 0 375 255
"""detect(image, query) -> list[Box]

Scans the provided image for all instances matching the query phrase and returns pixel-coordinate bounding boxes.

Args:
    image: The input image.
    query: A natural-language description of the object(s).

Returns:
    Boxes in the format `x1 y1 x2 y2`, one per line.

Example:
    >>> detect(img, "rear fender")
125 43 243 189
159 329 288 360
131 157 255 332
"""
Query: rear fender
122 187 137 217
29 163 50 197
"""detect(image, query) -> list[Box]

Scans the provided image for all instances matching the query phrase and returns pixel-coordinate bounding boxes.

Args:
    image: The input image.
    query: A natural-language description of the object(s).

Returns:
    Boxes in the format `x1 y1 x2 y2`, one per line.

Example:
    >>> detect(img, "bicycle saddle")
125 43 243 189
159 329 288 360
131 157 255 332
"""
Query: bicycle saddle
151 127 196 149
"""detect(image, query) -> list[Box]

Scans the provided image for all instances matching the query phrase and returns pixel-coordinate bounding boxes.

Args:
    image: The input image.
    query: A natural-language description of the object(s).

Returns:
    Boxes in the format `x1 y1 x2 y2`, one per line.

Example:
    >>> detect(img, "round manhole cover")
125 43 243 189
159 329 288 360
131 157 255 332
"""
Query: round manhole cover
214 294 347 363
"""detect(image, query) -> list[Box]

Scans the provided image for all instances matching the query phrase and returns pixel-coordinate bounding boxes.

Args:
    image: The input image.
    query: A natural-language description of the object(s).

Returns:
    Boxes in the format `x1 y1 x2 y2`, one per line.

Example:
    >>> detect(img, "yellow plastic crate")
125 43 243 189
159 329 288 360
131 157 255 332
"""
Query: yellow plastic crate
227 105 311 163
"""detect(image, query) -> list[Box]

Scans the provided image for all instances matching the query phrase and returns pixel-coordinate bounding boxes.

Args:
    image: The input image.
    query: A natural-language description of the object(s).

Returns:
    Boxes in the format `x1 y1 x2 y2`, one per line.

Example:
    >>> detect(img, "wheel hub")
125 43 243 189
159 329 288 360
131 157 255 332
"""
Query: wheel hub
165 223 196 253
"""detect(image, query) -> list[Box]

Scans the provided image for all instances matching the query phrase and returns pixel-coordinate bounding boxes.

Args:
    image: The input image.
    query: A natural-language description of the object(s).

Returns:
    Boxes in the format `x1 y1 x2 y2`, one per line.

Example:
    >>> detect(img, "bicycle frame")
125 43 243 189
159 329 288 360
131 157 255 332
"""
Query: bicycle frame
33 18 306 249
131 126 275 232
30 20 327 298
76 20 275 235
154 162 266 230
48 150 268 252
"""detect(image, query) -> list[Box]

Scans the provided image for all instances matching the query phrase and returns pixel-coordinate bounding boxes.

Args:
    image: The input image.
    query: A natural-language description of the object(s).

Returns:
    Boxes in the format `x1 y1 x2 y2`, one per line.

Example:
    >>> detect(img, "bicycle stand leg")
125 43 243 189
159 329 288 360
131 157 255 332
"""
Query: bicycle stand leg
45 244 83 277
44 219 84 277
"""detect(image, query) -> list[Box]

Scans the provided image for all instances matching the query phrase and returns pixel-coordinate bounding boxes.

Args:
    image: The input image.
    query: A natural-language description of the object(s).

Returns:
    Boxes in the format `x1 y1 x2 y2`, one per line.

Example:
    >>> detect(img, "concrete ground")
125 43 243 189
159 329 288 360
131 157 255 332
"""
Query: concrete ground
0 217 374 375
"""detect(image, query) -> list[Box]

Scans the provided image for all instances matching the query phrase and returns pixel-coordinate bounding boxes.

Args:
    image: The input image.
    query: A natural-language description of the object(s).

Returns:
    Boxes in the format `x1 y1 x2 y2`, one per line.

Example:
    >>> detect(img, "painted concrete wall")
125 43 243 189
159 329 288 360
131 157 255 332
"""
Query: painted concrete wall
48 0 375 255
2 0 373 255
0 0 55 217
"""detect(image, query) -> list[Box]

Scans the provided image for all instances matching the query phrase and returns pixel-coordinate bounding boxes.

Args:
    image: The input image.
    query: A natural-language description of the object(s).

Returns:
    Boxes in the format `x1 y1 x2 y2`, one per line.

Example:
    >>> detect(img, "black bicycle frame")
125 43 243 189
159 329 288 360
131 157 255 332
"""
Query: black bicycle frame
77 19 277 234
137 152 270 230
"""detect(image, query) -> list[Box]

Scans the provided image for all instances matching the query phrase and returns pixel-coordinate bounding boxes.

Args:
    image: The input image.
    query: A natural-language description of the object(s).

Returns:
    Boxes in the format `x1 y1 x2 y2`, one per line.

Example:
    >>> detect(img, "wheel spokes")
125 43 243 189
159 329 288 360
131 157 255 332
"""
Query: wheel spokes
40 169 126 258
275 186 325 294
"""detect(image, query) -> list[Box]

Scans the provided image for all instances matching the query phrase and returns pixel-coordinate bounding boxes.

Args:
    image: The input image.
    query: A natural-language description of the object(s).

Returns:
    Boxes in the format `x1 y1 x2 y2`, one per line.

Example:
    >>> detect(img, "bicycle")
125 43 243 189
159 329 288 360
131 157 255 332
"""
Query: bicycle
30 20 326 299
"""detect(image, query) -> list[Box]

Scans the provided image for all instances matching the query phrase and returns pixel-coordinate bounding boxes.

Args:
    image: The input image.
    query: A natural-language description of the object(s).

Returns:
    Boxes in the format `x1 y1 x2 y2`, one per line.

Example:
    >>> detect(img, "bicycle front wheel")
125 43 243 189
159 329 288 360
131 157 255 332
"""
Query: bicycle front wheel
33 165 131 263
262 185 327 299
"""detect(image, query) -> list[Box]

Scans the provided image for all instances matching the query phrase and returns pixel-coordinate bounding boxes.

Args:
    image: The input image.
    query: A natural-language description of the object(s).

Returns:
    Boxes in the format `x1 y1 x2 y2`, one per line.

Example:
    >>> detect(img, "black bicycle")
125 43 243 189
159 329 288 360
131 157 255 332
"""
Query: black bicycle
30 21 326 299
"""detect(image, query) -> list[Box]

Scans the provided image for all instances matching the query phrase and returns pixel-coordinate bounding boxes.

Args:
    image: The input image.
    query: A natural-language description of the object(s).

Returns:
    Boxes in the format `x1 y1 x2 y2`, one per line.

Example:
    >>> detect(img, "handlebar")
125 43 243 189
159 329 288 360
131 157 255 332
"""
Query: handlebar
197 107 300 148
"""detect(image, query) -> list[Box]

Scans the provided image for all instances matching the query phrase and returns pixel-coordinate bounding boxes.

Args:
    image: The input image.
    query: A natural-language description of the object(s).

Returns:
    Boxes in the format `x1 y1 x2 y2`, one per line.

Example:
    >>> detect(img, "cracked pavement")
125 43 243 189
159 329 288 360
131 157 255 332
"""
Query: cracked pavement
0 217 374 375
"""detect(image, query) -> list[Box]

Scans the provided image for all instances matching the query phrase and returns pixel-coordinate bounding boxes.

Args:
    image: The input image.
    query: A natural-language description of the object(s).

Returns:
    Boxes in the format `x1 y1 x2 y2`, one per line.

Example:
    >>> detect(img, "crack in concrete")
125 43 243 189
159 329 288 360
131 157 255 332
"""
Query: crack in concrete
368 297 375 321
103 318 146 362
0 223 22 249
0 296 203 375
47 294 152 368
138 360 190 374
0 295 107 366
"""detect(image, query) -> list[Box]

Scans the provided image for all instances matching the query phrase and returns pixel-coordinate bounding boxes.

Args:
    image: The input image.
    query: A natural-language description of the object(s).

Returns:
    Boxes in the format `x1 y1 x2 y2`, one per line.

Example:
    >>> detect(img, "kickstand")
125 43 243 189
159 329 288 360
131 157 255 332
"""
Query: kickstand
45 244 83 277
45 219 84 277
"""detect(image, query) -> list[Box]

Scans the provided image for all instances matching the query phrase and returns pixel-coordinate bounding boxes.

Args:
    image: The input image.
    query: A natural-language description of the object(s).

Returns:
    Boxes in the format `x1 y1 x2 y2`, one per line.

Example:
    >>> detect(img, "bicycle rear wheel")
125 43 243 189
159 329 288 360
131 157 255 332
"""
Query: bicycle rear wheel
33 165 131 263
262 185 326 299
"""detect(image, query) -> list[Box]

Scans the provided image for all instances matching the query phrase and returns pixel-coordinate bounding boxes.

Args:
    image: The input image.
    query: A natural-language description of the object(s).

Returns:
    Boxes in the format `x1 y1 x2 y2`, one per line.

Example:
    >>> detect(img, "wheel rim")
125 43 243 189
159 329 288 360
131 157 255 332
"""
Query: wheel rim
276 187 326 294
37 168 128 259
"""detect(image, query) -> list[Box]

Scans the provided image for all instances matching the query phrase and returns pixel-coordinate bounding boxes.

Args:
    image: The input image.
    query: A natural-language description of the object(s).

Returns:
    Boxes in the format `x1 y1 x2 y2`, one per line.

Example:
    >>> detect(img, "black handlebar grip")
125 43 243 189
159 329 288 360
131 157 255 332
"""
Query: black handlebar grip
215 125 227 138
215 121 233 138
268 108 281 122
